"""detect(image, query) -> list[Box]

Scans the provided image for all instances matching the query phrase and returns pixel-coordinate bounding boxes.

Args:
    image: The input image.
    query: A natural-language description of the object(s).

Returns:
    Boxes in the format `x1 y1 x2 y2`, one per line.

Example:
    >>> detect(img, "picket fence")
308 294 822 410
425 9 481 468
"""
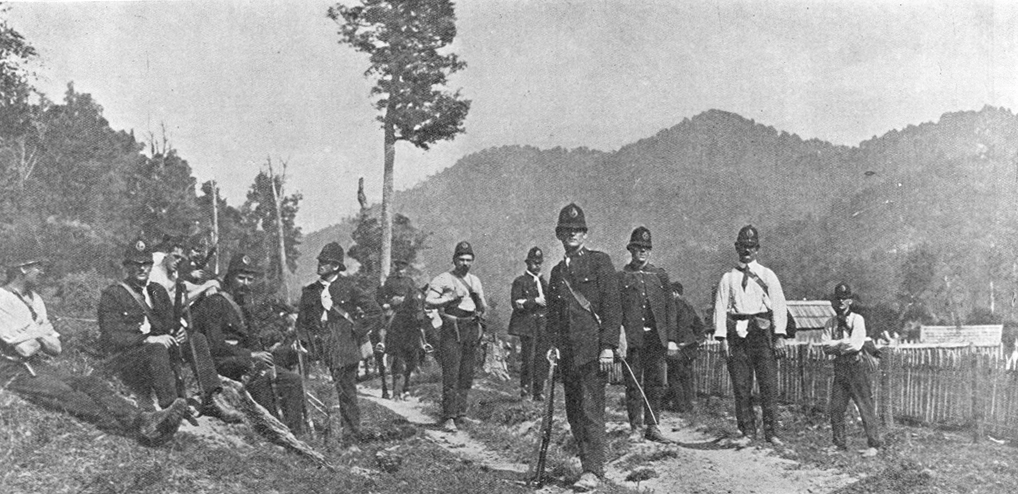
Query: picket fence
692 341 1018 441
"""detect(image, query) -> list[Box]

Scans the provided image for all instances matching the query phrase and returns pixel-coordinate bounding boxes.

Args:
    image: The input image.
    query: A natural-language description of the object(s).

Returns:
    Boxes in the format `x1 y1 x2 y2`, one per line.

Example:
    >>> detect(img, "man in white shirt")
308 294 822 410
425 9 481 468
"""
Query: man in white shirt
426 241 487 432
1 251 187 446
713 225 788 447
821 283 881 457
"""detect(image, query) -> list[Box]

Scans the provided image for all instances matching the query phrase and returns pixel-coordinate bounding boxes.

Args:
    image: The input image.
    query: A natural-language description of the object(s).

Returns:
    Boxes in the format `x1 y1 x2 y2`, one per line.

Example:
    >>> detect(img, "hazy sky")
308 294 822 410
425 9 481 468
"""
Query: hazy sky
8 0 1017 232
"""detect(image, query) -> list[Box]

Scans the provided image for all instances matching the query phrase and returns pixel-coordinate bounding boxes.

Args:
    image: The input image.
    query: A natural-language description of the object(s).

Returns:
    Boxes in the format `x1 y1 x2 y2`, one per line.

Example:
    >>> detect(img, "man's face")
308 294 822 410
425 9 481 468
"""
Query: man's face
629 246 651 265
21 263 43 288
735 243 758 264
317 260 342 278
556 228 587 250
125 261 153 285
393 262 407 275
230 272 256 295
834 297 852 315
526 259 542 275
453 255 473 274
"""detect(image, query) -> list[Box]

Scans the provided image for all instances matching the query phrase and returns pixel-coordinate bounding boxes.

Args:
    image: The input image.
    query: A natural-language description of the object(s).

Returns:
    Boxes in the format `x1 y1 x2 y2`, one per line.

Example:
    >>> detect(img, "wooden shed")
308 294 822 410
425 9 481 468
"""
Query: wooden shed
788 300 835 344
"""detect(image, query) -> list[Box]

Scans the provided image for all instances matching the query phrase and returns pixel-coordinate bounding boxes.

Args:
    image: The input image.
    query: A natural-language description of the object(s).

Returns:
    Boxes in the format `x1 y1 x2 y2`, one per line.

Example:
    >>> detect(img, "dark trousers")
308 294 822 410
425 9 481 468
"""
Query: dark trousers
181 332 223 401
2 361 141 433
831 357 882 449
331 363 361 435
108 342 181 409
439 317 480 420
727 328 780 439
519 328 550 397
624 334 666 428
665 351 696 412
217 357 307 434
562 355 607 477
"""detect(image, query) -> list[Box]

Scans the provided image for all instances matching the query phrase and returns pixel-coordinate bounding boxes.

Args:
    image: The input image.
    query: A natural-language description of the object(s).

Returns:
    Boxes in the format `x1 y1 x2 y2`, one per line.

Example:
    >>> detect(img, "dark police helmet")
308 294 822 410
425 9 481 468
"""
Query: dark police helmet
526 246 543 263
833 282 854 300
556 203 588 232
317 242 346 270
735 225 760 248
454 241 474 259
123 238 154 265
628 226 652 250
227 253 262 276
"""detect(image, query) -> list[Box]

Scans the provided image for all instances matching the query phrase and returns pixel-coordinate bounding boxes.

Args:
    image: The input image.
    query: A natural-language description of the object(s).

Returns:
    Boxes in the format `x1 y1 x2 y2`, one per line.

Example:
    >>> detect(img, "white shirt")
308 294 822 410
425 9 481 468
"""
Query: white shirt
821 312 866 354
427 271 486 313
0 288 57 346
713 260 787 338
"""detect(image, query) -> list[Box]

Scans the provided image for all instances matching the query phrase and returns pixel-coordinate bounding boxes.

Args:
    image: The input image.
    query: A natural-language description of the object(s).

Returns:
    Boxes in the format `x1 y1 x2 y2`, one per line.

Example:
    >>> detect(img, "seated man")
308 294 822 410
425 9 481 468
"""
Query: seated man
98 238 238 423
1 251 186 446
193 253 306 434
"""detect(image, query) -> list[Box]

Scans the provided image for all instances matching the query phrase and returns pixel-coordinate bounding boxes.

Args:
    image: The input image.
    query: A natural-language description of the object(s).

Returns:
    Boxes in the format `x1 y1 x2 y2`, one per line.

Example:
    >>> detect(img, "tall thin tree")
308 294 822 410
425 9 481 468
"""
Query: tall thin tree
328 0 470 283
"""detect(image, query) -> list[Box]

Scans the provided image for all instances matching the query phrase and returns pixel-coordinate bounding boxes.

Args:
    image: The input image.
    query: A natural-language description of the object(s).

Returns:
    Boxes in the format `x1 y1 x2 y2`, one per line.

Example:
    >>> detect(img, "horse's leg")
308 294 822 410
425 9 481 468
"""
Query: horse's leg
376 351 389 399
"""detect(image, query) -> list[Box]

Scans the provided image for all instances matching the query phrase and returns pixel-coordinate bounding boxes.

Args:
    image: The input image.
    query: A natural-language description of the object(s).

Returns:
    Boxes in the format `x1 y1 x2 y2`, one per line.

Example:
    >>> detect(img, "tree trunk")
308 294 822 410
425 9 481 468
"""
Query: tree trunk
211 181 220 274
380 107 396 284
268 163 291 302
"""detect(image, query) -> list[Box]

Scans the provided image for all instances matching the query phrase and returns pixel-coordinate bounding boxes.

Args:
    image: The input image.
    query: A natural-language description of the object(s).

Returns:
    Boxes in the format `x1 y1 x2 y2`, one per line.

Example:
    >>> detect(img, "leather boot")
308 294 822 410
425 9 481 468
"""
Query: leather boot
203 391 245 424
138 398 188 445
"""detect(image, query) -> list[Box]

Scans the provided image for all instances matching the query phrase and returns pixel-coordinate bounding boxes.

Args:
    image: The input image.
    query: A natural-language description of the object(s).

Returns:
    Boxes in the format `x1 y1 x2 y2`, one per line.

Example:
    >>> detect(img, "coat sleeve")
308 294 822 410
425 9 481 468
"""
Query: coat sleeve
349 284 384 340
193 296 252 362
596 253 622 351
659 269 677 343
295 287 320 336
546 266 563 345
97 286 147 351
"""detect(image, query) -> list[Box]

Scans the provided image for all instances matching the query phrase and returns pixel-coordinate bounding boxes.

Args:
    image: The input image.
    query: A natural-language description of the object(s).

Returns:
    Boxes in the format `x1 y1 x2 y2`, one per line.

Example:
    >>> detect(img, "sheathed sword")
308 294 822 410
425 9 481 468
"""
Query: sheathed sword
527 347 560 487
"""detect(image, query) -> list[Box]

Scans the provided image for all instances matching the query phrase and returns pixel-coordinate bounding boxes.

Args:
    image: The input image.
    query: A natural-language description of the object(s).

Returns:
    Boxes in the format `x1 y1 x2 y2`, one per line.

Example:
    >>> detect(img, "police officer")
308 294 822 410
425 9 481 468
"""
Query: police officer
295 242 383 440
193 253 307 434
713 225 788 447
426 241 488 432
508 246 549 401
2 251 187 446
98 239 189 414
618 226 677 443
664 281 705 413
547 203 621 492
822 283 881 457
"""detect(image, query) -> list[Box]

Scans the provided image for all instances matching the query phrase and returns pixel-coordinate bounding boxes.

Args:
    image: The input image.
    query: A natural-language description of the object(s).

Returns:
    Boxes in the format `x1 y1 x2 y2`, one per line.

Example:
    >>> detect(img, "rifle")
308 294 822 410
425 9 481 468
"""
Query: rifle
527 347 560 487
294 337 331 440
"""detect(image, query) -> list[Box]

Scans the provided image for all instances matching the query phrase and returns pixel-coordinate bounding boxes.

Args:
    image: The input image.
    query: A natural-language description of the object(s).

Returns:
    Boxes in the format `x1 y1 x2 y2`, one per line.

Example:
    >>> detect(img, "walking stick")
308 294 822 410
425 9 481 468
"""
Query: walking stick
527 347 560 487
619 355 658 427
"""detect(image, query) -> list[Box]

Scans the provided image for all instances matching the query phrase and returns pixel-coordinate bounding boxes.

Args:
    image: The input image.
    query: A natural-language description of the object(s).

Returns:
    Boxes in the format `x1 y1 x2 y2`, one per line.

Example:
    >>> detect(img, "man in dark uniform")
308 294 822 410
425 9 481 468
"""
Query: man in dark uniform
508 246 549 401
295 242 383 439
618 226 677 443
713 225 788 447
377 257 425 400
2 252 187 446
547 203 621 492
98 239 190 414
193 253 306 434
665 281 704 413
425 241 488 432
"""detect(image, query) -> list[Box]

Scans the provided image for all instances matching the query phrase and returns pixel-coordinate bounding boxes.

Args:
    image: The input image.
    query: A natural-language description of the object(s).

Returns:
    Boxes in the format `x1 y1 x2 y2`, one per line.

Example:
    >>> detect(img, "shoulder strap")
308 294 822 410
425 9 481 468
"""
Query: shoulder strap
215 292 249 328
744 269 770 295
561 277 601 326
118 282 157 323
3 287 38 322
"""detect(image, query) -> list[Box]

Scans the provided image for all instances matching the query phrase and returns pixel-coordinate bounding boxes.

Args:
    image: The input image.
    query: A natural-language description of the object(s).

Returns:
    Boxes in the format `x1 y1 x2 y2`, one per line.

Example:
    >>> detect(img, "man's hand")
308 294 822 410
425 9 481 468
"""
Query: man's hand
375 342 386 353
773 337 787 358
173 330 188 345
667 341 680 358
391 295 405 306
251 351 274 367
719 339 730 358
599 348 614 373
514 298 526 310
535 295 546 307
145 334 176 348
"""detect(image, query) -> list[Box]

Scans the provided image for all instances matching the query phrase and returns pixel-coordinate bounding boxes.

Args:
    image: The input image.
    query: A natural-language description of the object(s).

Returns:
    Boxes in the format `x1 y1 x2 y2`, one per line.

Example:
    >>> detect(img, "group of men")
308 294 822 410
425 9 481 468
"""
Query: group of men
0 202 882 491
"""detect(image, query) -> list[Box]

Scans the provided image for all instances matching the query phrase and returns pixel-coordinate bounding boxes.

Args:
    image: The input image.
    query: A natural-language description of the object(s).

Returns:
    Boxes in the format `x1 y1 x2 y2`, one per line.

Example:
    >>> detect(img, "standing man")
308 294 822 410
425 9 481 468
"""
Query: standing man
547 203 621 492
295 242 383 440
822 283 881 457
98 239 189 415
713 225 788 447
665 281 704 414
508 246 549 401
194 253 306 434
618 226 677 443
2 252 187 446
425 241 487 432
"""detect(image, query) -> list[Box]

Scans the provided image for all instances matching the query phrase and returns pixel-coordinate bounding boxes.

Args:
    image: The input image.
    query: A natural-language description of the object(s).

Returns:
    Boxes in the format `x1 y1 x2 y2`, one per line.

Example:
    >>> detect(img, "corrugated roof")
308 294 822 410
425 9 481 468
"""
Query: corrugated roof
787 300 835 330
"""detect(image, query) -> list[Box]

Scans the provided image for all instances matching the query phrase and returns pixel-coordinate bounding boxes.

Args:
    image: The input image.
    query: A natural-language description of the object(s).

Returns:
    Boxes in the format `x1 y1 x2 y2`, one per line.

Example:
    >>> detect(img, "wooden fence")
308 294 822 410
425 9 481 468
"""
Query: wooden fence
693 341 1018 441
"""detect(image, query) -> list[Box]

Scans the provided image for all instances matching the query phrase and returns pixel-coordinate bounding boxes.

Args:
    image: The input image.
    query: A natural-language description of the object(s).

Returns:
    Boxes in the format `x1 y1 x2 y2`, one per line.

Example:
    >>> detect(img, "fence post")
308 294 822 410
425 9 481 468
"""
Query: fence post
880 347 894 428
798 343 807 408
970 344 983 443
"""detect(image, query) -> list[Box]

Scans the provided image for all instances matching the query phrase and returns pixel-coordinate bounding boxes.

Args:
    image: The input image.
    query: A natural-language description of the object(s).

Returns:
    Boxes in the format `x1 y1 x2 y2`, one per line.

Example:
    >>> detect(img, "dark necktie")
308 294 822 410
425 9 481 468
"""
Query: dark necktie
736 265 750 289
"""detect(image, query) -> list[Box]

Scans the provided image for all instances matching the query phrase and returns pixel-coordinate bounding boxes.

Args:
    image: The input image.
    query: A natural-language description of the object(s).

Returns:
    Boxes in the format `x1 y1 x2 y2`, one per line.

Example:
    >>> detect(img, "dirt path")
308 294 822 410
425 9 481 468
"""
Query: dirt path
362 385 857 493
